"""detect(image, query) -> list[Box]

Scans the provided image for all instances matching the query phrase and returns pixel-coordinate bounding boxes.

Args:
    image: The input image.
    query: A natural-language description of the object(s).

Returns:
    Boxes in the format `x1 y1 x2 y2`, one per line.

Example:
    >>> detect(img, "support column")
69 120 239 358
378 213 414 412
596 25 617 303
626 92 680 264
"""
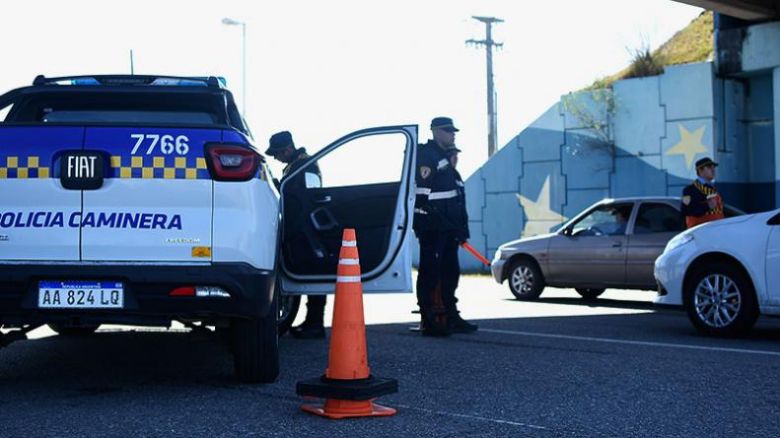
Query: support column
774 67 780 209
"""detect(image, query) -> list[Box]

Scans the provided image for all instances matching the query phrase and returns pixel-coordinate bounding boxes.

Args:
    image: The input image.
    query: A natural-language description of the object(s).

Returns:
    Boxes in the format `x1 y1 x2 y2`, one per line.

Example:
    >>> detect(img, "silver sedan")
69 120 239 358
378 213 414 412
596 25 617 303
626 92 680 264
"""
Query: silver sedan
491 197 744 300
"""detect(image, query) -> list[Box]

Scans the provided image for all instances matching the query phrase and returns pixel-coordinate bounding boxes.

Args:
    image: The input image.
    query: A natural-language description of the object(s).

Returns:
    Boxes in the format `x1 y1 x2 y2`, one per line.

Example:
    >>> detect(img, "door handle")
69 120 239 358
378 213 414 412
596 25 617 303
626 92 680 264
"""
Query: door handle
314 195 332 204
611 241 622 247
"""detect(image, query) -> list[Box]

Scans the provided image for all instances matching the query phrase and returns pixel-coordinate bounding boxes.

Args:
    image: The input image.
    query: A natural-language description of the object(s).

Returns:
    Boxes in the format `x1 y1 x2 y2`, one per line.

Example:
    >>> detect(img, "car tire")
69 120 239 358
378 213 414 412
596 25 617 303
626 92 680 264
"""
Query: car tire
278 294 301 337
48 323 100 336
575 288 605 300
683 262 758 337
233 293 280 383
506 258 545 300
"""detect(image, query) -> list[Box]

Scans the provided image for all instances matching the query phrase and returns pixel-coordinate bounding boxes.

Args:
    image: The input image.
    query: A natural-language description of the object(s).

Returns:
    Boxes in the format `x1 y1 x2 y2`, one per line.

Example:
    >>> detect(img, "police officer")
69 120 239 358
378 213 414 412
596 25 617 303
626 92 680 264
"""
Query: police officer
681 157 725 229
413 117 477 336
266 131 326 339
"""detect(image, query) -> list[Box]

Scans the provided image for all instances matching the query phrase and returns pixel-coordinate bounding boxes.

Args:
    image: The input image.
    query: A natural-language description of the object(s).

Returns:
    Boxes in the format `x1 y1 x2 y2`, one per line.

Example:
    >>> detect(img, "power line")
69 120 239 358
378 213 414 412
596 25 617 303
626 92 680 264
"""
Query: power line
467 16 503 158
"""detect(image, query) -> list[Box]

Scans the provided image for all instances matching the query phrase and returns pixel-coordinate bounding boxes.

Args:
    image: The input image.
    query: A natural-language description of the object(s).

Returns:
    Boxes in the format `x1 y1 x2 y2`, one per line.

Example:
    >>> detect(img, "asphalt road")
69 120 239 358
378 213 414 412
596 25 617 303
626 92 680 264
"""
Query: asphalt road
2 276 780 437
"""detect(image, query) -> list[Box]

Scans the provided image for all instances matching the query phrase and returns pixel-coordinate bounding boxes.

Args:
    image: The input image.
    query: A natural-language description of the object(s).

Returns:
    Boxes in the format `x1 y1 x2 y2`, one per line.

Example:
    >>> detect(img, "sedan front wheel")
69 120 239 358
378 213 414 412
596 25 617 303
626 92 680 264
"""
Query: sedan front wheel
507 258 545 300
683 262 758 337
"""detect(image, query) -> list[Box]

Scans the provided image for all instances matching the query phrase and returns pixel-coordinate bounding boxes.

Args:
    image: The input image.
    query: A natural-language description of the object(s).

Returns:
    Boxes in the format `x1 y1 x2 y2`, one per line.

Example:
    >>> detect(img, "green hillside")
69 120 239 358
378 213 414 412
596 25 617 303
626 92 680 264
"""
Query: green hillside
587 11 714 89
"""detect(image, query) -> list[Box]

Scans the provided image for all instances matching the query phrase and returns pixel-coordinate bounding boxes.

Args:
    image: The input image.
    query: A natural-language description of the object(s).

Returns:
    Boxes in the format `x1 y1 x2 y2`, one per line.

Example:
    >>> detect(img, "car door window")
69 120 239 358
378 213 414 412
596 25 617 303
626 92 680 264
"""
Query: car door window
313 135 404 188
570 203 632 236
634 203 684 234
281 130 409 277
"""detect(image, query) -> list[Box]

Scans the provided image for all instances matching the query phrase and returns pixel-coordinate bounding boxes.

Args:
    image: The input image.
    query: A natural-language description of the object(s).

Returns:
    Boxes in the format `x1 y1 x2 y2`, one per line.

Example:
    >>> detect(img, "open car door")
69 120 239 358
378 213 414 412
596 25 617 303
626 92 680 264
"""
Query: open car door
279 125 417 294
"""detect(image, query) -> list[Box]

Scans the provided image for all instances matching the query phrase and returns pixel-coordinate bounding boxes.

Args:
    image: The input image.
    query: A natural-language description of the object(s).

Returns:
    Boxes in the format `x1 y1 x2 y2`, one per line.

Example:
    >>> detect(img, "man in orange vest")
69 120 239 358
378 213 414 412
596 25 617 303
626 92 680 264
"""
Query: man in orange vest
681 157 725 229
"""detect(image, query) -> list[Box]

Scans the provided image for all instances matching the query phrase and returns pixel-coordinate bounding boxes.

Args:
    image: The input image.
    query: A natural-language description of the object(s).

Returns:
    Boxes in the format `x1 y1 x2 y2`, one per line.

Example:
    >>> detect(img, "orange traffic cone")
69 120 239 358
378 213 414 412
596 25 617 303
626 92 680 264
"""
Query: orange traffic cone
296 228 398 419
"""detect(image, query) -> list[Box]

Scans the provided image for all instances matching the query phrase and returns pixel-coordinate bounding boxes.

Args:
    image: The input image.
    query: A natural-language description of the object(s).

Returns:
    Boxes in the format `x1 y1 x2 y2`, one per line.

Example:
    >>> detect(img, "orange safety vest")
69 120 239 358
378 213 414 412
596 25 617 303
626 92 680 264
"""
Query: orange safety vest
685 181 725 228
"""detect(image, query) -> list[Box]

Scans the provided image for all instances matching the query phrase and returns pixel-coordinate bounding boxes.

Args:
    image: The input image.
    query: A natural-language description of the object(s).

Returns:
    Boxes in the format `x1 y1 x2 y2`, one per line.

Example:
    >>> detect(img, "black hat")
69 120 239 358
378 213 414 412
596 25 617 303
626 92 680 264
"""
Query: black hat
695 157 718 169
431 117 459 132
265 131 294 155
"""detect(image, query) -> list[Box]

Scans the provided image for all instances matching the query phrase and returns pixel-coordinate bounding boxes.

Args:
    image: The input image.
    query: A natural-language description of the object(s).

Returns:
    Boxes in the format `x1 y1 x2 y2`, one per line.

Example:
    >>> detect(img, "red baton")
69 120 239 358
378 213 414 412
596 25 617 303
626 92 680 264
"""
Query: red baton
461 241 490 266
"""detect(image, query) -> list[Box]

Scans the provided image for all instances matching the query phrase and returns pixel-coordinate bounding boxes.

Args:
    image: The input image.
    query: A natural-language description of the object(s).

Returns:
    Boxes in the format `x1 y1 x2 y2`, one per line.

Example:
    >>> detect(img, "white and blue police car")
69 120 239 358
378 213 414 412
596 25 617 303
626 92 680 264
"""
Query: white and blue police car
0 75 417 382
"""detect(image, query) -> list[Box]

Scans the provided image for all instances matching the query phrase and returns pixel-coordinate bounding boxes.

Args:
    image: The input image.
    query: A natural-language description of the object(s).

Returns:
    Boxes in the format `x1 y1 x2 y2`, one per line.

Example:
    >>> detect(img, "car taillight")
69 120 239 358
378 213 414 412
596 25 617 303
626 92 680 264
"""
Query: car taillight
205 144 260 181
169 286 230 298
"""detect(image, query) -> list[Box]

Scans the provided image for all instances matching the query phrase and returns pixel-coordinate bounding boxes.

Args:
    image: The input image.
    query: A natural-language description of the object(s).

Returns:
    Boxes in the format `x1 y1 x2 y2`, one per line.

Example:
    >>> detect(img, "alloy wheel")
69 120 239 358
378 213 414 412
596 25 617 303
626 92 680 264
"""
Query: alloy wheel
511 265 534 294
694 274 741 328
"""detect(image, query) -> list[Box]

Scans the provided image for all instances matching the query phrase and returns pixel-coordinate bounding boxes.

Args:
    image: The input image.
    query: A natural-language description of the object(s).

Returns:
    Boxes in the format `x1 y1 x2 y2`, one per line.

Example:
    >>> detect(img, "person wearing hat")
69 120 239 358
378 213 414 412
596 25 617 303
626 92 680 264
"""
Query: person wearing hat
266 131 326 339
413 117 477 336
681 156 725 229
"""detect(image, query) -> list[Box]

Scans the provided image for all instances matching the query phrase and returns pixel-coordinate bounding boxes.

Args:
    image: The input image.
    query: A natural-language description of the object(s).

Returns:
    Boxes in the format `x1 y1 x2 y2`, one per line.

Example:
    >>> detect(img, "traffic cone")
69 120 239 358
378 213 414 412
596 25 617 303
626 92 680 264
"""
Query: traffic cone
296 228 398 419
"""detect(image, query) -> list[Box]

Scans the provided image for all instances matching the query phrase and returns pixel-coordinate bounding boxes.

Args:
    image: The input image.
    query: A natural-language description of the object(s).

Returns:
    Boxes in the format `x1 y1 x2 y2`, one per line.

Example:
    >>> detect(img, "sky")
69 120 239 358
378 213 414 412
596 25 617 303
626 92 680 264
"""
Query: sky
0 0 703 178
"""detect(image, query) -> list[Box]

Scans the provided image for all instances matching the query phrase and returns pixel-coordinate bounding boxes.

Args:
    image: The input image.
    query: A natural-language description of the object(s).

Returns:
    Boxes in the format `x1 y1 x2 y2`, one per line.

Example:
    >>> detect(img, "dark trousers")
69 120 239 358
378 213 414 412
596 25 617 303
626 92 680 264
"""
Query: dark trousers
303 295 326 325
416 229 460 319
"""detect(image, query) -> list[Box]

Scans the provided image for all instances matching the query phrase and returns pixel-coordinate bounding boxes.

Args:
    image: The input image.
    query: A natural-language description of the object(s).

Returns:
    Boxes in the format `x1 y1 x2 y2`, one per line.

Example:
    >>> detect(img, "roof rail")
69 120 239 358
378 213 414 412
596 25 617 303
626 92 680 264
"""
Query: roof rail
32 75 224 88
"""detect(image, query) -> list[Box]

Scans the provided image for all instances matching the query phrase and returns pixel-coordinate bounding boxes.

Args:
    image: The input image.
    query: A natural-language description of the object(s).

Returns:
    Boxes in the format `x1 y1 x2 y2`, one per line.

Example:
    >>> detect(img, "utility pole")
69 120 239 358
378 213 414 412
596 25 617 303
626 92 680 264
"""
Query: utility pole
467 16 503 158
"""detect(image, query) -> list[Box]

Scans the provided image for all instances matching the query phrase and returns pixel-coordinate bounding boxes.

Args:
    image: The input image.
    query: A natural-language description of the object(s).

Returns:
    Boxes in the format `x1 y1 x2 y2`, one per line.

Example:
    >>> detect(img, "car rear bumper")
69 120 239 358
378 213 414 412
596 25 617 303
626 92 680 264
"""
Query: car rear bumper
0 262 274 327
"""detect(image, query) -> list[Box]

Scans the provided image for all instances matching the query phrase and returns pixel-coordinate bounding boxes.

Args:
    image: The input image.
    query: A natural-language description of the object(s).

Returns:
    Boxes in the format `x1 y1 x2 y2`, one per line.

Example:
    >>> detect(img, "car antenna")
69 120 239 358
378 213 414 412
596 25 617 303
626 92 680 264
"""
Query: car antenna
129 49 134 75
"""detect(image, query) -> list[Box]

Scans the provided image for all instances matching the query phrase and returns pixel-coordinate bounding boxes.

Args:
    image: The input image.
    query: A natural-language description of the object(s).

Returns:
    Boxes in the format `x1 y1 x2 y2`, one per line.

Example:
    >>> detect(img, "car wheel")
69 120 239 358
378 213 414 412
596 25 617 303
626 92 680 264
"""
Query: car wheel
48 323 100 336
278 294 301 337
683 262 758 337
575 288 605 300
507 258 545 300
233 293 280 383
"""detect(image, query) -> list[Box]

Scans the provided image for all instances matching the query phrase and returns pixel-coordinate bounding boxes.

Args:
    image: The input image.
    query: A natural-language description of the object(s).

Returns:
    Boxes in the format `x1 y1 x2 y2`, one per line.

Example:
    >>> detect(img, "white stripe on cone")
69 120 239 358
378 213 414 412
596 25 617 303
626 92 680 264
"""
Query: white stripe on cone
337 276 361 283
339 258 360 265
341 240 357 247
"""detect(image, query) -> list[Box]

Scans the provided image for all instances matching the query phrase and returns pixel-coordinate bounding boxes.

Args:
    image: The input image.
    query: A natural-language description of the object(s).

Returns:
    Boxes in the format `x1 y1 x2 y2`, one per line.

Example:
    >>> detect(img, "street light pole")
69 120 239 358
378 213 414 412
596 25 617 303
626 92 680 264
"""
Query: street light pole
222 17 247 116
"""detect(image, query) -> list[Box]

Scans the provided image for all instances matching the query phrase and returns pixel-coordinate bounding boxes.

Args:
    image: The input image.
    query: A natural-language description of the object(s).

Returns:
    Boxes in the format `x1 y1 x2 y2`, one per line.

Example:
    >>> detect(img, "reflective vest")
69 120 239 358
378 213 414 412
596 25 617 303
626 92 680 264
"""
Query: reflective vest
681 180 724 229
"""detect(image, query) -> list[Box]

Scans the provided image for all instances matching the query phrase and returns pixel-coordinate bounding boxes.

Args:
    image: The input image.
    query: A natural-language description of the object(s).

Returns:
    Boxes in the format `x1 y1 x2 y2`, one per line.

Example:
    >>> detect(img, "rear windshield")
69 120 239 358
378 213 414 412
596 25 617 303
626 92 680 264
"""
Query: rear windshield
2 90 229 127
42 110 216 124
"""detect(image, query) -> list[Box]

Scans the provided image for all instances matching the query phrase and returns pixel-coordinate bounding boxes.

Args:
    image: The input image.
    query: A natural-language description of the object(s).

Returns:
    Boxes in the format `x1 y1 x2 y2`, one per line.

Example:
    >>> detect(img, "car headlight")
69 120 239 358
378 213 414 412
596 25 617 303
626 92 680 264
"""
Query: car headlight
493 248 503 261
665 233 694 252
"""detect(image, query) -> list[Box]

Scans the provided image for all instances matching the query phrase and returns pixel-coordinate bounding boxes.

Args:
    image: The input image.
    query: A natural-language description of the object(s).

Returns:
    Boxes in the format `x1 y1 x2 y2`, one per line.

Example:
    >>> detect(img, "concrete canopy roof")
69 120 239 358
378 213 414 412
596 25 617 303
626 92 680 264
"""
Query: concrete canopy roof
674 0 779 20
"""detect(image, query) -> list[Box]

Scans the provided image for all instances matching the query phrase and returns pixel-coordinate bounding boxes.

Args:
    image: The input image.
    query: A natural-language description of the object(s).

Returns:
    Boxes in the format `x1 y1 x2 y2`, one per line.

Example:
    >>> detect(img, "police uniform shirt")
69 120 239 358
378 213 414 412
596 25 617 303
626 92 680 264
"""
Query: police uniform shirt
681 177 722 217
413 140 465 233
281 147 320 192
452 168 469 240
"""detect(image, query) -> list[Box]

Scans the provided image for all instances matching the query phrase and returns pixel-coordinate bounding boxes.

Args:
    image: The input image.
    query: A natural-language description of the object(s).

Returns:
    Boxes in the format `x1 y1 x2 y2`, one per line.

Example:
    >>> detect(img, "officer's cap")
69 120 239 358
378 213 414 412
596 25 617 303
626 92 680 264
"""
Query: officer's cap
695 157 718 169
431 117 459 133
265 131 295 155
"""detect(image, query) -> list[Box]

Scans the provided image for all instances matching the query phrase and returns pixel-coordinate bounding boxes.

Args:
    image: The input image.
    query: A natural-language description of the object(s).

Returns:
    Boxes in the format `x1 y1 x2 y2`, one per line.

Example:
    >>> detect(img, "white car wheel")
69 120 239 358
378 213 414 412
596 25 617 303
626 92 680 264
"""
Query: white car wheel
684 262 758 337
693 274 742 328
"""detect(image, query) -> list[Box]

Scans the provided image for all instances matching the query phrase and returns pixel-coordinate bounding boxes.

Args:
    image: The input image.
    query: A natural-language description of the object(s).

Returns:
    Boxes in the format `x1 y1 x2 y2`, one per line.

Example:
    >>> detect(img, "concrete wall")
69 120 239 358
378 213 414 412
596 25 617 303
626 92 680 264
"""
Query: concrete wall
460 52 778 272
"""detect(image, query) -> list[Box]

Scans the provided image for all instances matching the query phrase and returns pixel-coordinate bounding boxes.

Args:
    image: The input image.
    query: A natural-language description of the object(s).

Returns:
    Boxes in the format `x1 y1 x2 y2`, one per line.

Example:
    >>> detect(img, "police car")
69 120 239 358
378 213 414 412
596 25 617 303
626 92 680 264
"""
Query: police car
0 75 417 382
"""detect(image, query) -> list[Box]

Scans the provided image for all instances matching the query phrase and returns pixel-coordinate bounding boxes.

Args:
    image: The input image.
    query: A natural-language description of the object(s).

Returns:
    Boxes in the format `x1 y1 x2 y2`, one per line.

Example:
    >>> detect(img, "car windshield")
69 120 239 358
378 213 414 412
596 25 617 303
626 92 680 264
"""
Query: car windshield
569 203 632 236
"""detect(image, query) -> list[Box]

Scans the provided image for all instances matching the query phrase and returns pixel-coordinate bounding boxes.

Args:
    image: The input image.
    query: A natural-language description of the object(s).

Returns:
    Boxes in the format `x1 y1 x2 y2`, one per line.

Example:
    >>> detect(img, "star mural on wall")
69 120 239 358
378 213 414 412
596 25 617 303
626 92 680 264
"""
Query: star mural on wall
666 124 708 170
517 176 566 236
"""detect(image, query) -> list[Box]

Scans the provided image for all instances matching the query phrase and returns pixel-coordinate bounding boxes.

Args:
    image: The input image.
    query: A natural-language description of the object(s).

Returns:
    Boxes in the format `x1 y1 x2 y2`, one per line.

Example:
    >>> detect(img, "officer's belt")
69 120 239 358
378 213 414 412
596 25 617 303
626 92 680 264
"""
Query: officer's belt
427 190 457 200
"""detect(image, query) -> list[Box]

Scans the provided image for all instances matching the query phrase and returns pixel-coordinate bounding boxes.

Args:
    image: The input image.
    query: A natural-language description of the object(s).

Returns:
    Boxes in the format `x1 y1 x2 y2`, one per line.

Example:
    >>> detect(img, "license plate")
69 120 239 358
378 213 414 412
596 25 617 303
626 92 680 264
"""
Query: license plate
38 281 124 309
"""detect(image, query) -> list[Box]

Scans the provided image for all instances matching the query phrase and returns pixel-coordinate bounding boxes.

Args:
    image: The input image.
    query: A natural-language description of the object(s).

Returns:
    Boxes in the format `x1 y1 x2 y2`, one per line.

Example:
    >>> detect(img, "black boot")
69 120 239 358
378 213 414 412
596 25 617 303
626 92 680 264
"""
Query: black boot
448 311 478 333
291 295 326 339
420 308 450 337
290 320 325 339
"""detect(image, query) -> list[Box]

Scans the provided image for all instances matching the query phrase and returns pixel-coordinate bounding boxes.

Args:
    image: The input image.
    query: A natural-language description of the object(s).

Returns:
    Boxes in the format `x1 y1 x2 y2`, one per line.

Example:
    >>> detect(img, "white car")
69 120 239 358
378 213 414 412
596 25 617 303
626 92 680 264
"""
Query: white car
0 75 417 382
654 209 780 336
